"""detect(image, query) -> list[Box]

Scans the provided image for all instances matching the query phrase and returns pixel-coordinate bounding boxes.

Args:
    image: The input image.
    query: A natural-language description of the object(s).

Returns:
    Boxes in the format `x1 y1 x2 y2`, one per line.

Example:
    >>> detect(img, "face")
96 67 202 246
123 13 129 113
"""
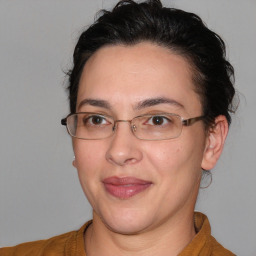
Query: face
73 42 209 234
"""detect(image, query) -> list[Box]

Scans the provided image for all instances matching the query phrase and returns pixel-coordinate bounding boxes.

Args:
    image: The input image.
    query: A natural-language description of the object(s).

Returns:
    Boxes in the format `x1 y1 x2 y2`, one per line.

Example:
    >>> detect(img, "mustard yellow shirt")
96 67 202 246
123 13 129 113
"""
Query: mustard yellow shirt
0 212 235 256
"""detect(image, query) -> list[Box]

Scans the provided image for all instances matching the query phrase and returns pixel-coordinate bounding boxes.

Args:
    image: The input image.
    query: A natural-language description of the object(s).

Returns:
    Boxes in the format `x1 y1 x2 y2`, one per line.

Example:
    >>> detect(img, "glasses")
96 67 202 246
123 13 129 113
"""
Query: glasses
61 112 205 141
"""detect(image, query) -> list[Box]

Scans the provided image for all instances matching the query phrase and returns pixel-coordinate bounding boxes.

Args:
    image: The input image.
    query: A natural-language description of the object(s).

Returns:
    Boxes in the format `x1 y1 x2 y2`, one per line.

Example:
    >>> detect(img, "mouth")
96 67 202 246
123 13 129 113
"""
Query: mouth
102 176 152 199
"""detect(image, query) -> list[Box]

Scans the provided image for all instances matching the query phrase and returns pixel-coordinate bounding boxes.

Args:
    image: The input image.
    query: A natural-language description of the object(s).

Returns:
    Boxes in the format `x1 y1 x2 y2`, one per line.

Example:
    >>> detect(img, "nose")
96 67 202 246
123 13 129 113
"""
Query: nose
105 121 143 166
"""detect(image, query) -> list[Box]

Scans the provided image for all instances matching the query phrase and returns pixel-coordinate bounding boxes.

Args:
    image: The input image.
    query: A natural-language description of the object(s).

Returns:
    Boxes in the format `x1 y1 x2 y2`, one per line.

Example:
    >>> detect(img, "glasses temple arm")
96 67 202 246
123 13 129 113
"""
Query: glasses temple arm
61 118 67 126
182 116 205 126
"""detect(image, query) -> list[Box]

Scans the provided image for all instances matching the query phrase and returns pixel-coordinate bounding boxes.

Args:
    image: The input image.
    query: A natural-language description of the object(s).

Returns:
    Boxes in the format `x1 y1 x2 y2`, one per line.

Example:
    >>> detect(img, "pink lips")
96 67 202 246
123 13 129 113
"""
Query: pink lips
102 176 152 199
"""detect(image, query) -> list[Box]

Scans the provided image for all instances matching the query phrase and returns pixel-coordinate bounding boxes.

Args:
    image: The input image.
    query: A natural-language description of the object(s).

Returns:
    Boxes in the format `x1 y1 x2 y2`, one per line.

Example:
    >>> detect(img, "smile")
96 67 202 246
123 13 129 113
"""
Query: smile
102 176 152 199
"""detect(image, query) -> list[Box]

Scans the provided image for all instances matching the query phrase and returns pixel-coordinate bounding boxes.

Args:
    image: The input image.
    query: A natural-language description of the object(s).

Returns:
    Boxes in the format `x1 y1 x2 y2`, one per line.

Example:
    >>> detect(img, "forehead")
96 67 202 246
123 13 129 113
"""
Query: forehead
77 42 202 116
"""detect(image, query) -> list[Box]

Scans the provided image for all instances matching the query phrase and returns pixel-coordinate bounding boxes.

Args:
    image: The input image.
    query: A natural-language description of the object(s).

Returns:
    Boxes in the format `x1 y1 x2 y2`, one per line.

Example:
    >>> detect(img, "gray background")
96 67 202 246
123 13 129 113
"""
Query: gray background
0 0 255 255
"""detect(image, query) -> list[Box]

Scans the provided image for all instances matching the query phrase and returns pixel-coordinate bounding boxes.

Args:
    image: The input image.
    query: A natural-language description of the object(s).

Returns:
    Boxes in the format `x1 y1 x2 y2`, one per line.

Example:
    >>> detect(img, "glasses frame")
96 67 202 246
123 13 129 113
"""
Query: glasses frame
61 112 205 141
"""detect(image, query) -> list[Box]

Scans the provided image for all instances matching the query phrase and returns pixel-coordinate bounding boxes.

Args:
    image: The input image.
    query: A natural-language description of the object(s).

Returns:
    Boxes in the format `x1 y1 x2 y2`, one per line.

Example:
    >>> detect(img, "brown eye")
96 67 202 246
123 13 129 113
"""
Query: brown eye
146 115 171 126
152 116 164 125
141 114 177 128
83 115 107 126
91 115 104 125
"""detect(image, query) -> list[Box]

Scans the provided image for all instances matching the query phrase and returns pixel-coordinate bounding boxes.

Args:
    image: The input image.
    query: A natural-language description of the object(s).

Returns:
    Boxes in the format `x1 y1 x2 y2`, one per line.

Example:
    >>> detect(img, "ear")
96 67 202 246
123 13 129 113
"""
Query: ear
72 139 77 168
201 115 229 170
72 156 77 168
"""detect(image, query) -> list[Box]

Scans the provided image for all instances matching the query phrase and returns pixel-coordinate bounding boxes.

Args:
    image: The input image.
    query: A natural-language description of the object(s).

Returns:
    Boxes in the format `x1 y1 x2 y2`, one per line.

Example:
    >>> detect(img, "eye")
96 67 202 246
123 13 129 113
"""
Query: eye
146 115 171 126
83 114 109 126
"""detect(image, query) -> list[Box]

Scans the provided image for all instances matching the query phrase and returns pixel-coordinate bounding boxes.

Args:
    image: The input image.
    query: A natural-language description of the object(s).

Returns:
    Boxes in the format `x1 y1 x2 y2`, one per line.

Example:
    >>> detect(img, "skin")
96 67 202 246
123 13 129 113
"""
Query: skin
72 42 228 256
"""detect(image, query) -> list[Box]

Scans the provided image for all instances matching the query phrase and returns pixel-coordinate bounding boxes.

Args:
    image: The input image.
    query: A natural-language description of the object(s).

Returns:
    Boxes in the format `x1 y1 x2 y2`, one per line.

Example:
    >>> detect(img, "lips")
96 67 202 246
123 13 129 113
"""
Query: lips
102 176 152 199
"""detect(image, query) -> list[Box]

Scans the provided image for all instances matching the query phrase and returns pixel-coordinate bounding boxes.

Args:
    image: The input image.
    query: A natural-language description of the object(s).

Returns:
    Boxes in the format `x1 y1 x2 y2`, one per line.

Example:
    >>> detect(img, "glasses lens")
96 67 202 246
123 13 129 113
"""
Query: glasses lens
133 114 182 140
66 113 114 139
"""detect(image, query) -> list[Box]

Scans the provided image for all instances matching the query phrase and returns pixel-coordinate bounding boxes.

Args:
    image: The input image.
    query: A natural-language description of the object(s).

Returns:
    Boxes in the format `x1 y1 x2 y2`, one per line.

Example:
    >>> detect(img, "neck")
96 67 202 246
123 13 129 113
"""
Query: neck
84 210 196 256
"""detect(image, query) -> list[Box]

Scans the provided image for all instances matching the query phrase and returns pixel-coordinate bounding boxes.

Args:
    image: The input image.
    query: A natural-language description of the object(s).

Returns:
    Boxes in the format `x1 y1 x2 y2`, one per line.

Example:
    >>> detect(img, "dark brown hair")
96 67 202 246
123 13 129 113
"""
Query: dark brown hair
67 0 236 126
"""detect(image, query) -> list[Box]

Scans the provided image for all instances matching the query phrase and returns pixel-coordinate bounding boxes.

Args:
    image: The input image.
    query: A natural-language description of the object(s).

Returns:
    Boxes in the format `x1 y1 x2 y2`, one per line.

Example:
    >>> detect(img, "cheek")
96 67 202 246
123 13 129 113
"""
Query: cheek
73 141 107 185
74 140 105 165
144 136 205 179
145 141 183 171
73 141 107 208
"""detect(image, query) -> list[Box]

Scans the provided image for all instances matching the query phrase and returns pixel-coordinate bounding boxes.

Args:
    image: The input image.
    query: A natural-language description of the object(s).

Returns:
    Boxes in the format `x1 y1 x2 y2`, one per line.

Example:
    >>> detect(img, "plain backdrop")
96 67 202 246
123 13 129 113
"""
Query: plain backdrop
0 0 255 255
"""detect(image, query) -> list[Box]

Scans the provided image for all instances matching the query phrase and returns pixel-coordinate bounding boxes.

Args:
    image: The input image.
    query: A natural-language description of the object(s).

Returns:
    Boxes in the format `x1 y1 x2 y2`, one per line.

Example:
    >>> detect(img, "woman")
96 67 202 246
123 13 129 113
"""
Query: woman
0 0 236 255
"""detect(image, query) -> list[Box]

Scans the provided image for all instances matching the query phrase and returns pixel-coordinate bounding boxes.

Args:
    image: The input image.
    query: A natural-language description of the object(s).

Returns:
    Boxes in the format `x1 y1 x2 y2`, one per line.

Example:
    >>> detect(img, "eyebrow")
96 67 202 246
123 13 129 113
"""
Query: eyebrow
78 98 112 110
134 97 184 110
77 97 183 111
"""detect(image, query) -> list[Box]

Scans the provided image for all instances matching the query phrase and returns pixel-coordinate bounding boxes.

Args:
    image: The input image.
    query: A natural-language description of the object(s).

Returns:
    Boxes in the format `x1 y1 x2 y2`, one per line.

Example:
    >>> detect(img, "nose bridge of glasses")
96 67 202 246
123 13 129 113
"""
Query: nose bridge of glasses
113 119 136 132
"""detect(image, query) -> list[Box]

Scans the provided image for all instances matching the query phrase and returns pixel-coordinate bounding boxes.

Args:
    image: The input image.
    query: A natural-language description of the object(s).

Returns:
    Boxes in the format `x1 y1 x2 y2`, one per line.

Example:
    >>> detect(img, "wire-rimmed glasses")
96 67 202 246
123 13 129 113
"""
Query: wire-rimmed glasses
61 112 205 141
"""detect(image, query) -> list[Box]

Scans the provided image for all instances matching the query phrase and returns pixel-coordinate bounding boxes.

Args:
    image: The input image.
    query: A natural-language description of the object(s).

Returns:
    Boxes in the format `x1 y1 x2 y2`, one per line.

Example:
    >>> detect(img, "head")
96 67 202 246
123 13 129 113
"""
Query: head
64 0 236 235
68 0 236 128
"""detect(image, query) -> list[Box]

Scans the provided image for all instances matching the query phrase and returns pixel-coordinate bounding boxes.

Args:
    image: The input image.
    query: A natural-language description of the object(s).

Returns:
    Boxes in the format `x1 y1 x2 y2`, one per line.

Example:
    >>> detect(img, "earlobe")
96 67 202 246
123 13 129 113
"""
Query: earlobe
72 156 77 168
201 115 229 170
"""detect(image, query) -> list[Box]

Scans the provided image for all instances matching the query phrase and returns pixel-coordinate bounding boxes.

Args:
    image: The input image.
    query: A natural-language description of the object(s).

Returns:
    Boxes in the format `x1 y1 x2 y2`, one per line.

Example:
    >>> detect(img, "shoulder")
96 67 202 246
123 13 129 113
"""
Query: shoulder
208 235 236 256
0 222 90 256
180 212 235 256
196 212 236 256
0 231 75 256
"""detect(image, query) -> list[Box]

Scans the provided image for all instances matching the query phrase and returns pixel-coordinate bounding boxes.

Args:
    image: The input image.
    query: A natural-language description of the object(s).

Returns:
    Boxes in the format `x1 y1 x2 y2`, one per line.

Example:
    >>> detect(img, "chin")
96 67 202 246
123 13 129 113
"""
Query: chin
96 206 155 235
104 217 151 235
